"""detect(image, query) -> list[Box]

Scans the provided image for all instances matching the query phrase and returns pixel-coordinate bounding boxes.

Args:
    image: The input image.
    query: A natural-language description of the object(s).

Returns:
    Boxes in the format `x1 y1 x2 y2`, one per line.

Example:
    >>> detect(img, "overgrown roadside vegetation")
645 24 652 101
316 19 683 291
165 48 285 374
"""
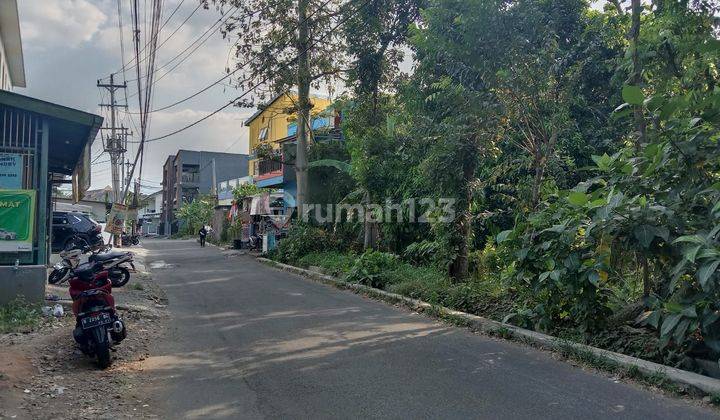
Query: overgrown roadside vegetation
0 298 45 334
261 0 720 384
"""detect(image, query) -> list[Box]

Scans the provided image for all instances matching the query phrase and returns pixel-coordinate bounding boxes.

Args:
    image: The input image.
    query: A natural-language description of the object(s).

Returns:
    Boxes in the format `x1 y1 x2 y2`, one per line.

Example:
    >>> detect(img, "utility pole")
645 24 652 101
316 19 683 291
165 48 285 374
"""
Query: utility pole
97 74 128 204
211 159 217 198
98 74 128 246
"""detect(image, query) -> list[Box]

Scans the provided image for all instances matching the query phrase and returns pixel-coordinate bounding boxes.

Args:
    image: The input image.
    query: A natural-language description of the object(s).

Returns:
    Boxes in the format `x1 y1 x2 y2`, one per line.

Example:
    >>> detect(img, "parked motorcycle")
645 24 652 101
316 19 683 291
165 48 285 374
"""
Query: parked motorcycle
48 246 83 285
69 262 126 369
48 238 135 287
121 232 140 246
89 249 136 287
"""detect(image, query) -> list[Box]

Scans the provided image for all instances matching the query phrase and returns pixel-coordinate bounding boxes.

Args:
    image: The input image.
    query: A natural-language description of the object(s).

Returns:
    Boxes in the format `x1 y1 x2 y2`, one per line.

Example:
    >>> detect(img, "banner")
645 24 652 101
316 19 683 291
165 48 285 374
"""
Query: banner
0 154 23 189
105 203 127 234
0 190 35 252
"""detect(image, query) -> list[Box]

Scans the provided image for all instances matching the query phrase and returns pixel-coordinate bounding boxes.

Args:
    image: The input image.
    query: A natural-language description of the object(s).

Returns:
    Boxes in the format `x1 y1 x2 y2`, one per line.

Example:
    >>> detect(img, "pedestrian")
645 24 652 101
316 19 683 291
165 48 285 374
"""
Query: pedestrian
198 225 207 247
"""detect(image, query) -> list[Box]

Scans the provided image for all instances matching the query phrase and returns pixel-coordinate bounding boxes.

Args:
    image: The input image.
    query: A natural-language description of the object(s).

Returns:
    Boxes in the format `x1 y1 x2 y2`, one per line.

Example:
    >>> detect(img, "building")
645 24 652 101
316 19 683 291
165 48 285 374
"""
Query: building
0 5 102 303
0 0 25 91
138 190 162 235
245 92 332 188
161 150 249 234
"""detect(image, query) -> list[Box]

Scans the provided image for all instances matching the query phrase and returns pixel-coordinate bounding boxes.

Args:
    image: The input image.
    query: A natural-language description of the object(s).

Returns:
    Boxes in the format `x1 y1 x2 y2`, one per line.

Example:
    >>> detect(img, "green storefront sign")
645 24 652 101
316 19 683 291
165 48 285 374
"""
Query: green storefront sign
0 190 35 252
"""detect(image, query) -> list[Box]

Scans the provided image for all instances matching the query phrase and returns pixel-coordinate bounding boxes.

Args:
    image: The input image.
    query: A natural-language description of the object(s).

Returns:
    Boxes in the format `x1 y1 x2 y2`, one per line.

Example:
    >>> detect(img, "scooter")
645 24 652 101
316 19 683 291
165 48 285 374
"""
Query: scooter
121 232 140 246
48 246 84 285
89 249 136 287
69 262 126 369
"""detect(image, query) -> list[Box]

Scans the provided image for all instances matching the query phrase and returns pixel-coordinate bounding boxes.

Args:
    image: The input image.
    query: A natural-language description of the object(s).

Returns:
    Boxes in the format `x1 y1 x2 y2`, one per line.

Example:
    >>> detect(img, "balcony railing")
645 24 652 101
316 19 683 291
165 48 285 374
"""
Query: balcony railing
181 172 200 183
257 159 282 176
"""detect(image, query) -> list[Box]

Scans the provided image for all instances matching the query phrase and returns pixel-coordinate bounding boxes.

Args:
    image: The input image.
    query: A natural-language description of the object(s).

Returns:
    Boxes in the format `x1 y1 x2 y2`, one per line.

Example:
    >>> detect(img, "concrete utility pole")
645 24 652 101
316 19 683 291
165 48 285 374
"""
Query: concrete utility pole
211 159 217 197
97 74 128 204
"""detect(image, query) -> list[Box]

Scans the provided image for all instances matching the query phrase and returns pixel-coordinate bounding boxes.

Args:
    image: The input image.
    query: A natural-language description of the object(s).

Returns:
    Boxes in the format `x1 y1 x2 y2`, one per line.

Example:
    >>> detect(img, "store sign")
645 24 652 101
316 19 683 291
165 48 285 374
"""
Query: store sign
0 190 35 252
0 154 23 189
105 204 127 234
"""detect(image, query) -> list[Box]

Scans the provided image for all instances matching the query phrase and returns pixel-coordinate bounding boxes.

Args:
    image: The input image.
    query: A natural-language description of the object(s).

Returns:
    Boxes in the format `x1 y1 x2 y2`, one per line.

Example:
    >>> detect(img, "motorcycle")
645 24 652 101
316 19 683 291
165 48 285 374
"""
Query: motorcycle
89 249 136 287
48 246 83 285
121 232 140 246
48 239 135 287
69 262 126 369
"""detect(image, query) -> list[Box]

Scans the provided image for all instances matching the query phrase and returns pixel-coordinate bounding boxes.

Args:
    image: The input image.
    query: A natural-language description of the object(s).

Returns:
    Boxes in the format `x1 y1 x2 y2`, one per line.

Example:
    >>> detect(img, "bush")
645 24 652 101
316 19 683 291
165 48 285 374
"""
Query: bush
403 240 455 271
275 224 338 264
298 252 355 276
346 250 402 289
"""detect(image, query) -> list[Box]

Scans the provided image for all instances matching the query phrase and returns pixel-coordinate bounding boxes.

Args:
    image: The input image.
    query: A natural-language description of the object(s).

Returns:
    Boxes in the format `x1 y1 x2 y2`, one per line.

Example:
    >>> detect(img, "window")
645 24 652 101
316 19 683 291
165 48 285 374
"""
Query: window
259 127 268 141
68 214 84 225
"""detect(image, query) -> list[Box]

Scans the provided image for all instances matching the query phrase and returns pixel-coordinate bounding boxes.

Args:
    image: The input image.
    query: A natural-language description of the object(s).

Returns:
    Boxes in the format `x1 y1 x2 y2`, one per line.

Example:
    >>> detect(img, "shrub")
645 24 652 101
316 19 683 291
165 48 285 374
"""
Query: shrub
403 240 455 271
275 224 337 264
298 252 355 276
346 250 401 289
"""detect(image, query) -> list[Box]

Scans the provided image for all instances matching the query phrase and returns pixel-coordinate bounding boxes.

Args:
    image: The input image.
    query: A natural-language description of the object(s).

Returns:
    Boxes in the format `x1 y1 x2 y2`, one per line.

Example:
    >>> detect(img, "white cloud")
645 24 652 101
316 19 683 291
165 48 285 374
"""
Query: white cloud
20 0 108 49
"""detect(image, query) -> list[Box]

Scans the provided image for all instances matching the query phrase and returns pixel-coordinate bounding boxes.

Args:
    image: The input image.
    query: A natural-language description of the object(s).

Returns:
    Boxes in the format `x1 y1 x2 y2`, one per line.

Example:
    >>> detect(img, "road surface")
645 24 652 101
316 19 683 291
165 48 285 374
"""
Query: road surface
142 239 717 419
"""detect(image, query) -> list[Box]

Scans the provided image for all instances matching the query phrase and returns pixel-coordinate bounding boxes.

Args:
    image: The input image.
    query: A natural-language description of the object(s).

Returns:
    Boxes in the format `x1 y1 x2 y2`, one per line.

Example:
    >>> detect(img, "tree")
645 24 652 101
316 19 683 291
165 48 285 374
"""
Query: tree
211 0 348 214
341 0 421 249
176 196 215 235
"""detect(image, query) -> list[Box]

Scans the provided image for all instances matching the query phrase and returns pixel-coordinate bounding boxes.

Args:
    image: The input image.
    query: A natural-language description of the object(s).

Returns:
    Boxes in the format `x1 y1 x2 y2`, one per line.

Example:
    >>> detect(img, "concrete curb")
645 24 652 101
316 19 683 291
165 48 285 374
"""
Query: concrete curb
257 257 720 397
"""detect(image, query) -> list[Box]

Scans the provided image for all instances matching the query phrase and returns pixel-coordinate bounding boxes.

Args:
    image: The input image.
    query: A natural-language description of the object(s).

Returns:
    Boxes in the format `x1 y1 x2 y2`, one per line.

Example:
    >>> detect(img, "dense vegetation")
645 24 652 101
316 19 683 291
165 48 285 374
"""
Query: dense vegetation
269 0 720 373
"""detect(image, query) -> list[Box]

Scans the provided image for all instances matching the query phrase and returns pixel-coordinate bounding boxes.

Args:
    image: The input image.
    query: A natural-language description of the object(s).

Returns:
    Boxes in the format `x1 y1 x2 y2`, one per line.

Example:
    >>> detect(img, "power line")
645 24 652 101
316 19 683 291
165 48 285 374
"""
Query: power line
124 4 242 94
132 0 368 144
110 0 198 78
126 0 339 115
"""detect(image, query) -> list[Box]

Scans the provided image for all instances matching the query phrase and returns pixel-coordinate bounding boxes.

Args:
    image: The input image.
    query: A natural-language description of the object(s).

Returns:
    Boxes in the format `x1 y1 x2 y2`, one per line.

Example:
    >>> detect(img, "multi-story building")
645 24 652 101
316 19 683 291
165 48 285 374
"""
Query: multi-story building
0 0 25 91
160 150 249 234
138 190 163 235
245 92 332 189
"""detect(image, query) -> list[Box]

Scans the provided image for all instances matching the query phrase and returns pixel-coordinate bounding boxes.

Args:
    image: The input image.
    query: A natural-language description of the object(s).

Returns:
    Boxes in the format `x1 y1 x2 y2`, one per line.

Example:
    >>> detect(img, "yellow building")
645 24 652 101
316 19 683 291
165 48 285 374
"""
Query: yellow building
244 92 332 180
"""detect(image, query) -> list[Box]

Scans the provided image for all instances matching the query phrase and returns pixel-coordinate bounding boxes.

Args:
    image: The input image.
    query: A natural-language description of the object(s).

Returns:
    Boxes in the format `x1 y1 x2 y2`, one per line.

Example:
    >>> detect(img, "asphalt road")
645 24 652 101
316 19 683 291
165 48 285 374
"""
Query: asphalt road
142 239 718 419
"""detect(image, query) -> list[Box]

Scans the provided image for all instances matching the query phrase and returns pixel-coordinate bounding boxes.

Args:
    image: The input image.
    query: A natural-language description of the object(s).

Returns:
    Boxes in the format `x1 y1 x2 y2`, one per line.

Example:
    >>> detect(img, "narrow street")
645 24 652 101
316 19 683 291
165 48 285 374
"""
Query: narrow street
141 239 717 419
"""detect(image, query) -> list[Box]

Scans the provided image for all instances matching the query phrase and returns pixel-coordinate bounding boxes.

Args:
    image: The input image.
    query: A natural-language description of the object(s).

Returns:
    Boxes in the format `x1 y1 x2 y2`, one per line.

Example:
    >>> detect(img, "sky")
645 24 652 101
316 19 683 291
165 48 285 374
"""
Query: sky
17 0 258 193
16 0 612 194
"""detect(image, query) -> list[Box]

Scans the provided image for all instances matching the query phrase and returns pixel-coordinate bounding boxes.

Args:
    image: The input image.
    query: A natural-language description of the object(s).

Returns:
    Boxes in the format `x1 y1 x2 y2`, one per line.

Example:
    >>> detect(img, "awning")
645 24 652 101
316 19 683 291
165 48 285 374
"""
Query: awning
0 90 103 198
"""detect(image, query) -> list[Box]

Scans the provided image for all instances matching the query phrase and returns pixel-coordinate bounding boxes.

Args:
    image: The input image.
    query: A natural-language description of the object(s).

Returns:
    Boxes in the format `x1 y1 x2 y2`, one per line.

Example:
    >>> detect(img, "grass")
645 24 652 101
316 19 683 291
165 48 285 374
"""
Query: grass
0 298 43 333
129 282 145 291
296 251 356 277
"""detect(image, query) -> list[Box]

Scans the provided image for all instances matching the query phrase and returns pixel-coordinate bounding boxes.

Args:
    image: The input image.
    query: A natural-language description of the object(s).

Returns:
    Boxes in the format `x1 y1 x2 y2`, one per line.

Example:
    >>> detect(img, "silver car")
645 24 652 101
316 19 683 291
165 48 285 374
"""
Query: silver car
0 229 17 240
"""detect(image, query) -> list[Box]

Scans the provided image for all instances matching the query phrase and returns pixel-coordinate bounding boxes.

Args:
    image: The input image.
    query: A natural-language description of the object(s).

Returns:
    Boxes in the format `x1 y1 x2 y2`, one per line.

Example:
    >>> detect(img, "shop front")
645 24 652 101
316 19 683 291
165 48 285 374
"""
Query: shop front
0 90 101 304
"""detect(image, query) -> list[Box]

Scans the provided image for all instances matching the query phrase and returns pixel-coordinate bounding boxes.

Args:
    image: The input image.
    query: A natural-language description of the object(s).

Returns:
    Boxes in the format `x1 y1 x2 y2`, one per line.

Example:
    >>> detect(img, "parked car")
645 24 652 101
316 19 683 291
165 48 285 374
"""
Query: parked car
51 212 104 253
0 229 17 240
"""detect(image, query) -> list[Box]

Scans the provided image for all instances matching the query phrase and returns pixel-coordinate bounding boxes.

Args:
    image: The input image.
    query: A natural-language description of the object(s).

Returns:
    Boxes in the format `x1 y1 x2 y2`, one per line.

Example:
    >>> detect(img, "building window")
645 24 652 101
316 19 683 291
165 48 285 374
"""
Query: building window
259 127 268 141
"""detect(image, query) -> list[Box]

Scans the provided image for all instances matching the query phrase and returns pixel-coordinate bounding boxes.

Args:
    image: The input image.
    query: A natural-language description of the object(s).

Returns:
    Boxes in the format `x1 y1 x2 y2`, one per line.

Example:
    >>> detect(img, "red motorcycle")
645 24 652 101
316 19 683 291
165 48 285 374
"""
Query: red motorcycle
69 262 126 368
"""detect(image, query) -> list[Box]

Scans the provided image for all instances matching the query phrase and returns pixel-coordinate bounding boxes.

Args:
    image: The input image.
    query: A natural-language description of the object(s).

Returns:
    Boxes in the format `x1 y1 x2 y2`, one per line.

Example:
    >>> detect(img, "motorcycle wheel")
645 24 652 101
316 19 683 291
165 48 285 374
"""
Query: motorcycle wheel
48 267 68 284
109 267 131 287
132 237 140 245
95 341 112 369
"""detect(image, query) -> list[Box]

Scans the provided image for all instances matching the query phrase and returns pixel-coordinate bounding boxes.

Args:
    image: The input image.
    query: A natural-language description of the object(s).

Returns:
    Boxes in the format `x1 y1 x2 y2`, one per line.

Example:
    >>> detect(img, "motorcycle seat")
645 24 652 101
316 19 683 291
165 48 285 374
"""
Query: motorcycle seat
89 250 127 262
74 262 104 282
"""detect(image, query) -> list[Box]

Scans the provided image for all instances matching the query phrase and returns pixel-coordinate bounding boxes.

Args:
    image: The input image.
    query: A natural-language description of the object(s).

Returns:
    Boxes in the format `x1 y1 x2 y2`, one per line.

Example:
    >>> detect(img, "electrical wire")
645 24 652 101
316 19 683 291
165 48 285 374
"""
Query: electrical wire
126 0 339 114
131 0 368 144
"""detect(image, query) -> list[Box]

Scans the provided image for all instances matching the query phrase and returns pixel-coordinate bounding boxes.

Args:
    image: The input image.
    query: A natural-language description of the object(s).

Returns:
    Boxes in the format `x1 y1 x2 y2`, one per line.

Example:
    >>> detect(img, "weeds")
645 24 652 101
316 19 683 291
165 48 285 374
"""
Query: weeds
129 282 145 291
0 298 43 333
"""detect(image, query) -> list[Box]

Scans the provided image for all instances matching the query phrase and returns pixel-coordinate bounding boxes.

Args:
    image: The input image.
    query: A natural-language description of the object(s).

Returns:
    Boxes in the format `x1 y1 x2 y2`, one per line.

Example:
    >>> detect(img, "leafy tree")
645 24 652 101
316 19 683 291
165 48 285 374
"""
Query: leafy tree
176 195 215 235
211 0 348 213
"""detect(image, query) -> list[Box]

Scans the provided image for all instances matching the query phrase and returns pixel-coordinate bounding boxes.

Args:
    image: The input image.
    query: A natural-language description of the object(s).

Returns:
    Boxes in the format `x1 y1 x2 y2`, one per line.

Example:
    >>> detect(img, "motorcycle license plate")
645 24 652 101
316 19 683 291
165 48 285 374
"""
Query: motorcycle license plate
81 313 112 330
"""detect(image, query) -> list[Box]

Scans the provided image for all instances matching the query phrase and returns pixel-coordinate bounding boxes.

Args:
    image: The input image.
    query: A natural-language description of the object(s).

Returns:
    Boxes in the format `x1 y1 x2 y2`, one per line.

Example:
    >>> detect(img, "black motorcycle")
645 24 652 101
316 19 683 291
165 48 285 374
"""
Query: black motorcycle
121 232 140 246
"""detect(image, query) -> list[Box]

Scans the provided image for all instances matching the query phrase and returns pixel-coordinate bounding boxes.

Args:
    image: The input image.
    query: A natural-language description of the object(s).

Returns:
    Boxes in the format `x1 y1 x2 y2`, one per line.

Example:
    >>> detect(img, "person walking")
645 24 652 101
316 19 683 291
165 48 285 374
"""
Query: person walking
198 225 208 247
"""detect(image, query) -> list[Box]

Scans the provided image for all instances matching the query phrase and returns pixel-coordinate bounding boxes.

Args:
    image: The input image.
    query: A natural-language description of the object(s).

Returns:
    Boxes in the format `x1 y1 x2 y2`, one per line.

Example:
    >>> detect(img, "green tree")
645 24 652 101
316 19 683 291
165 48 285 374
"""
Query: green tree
176 196 215 235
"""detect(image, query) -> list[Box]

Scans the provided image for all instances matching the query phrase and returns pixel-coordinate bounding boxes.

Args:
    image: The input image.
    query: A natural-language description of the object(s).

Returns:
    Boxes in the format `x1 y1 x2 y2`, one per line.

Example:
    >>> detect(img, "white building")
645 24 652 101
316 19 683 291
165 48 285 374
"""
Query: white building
0 0 26 91
138 190 163 235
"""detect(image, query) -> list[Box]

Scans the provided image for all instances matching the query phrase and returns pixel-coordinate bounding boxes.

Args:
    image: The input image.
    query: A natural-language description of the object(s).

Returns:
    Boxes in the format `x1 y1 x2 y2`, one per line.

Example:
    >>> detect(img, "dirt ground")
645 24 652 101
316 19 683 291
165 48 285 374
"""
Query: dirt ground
0 247 168 419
